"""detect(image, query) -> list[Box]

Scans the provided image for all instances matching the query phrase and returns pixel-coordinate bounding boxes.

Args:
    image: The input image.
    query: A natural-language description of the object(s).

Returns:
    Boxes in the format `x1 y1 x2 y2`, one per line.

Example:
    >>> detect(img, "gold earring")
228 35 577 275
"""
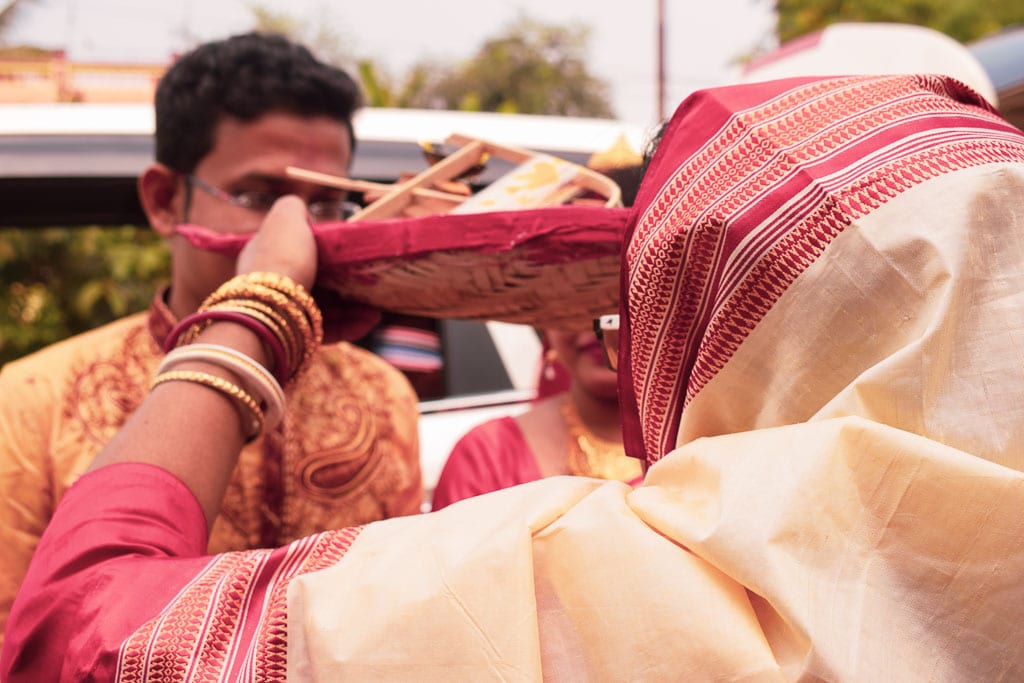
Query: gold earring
544 349 559 381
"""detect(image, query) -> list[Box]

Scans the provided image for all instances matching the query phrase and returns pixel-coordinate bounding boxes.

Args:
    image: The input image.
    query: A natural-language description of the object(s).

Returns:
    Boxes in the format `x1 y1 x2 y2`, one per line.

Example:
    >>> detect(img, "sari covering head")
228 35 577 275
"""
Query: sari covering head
619 73 1024 466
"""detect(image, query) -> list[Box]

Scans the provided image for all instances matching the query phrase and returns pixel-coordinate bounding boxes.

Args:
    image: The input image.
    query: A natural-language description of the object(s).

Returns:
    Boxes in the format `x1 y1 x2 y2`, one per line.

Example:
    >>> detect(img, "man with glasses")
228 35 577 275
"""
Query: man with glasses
0 31 423 645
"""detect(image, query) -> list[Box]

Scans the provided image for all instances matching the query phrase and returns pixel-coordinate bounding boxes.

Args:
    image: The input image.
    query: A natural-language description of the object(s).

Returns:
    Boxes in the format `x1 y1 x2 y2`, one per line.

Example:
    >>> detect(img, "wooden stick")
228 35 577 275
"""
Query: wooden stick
349 140 488 221
443 135 622 207
285 167 469 204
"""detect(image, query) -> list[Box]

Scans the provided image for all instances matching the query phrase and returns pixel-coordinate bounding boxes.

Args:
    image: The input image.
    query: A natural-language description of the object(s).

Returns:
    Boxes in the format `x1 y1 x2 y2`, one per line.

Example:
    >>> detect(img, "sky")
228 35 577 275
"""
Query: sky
4 0 778 131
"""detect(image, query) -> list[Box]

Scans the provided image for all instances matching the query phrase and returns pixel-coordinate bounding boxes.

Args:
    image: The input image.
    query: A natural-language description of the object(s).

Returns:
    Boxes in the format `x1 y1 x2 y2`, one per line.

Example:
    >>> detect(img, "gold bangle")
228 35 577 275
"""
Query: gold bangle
200 274 324 379
242 272 319 318
213 289 319 376
156 344 286 432
206 286 312 346
219 298 300 361
151 369 265 442
203 301 300 370
207 275 323 343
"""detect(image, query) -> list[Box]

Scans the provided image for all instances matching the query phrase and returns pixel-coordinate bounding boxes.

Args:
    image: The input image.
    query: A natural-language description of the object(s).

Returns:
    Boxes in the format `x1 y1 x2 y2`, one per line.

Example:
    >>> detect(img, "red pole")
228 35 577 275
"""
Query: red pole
657 0 666 121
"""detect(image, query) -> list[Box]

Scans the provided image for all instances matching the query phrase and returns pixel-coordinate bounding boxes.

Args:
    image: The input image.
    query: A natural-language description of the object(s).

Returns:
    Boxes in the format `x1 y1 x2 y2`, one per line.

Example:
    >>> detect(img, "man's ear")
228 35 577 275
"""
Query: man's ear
138 163 183 238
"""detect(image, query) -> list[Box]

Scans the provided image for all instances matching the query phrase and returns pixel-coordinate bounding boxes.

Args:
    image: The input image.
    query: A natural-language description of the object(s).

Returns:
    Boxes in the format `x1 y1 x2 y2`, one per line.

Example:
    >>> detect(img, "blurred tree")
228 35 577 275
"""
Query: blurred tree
247 8 613 117
0 226 168 367
357 59 396 107
248 4 302 36
247 2 357 70
405 17 615 117
775 0 1024 44
357 59 450 109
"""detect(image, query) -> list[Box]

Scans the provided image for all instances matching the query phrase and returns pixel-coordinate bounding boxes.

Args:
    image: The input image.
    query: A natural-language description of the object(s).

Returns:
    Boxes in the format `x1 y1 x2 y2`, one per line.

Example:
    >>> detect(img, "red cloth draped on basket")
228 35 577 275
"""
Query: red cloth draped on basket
176 205 631 331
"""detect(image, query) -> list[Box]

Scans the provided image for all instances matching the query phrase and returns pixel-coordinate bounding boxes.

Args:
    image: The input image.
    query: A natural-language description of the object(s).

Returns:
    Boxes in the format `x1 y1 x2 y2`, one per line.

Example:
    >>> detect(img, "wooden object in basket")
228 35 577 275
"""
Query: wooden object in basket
285 133 623 222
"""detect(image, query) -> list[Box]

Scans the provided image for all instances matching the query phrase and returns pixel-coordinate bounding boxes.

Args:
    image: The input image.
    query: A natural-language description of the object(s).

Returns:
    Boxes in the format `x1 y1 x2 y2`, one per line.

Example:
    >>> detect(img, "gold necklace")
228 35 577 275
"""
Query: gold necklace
561 399 642 481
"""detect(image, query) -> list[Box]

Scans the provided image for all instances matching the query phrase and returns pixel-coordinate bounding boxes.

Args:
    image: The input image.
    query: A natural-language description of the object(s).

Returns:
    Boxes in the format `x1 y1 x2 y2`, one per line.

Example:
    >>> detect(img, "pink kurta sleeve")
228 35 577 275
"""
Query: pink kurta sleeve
431 416 542 510
0 463 210 681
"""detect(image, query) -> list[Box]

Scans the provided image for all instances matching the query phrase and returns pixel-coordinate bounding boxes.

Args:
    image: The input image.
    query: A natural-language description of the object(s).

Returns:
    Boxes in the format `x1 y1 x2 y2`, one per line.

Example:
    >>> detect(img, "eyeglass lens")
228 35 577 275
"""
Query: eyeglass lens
593 314 620 371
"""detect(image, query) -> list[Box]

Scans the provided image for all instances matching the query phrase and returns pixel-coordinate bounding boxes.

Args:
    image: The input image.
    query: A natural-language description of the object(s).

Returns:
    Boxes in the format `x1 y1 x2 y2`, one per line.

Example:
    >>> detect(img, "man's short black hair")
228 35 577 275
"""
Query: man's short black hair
154 31 363 173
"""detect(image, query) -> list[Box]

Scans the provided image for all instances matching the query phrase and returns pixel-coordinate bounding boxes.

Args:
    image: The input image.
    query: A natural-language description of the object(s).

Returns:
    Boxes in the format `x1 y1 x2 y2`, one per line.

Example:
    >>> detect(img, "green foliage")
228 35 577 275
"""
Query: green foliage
247 4 302 37
358 59 401 107
245 6 613 118
776 0 1024 43
404 17 615 118
0 226 169 367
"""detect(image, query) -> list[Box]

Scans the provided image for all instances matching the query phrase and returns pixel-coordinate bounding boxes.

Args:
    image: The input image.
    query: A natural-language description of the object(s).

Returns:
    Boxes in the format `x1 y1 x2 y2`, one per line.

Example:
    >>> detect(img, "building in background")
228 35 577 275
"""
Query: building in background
0 49 164 103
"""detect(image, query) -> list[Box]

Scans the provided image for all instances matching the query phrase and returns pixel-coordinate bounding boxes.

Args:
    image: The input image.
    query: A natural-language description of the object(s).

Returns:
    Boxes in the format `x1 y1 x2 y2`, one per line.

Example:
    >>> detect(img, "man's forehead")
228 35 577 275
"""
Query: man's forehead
202 113 352 175
211 112 350 149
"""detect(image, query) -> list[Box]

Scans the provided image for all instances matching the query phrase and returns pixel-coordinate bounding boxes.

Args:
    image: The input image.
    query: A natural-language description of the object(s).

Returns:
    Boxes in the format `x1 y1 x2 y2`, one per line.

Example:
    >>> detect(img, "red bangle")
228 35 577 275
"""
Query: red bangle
164 310 290 383
163 313 197 352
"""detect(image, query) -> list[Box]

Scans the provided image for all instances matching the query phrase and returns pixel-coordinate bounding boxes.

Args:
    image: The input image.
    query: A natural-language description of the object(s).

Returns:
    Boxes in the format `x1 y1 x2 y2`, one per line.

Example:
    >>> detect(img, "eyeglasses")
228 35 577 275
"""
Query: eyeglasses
593 314 620 371
186 175 360 222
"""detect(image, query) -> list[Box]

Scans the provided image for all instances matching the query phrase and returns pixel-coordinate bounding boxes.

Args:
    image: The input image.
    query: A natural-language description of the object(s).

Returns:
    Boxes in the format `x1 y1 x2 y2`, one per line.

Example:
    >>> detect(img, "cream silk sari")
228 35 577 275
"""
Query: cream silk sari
3 74 1023 682
289 75 1024 680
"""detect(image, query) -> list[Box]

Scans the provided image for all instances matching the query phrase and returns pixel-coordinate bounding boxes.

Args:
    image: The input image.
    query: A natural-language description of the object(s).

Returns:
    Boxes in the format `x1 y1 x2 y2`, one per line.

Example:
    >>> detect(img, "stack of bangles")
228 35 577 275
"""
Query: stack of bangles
152 272 324 443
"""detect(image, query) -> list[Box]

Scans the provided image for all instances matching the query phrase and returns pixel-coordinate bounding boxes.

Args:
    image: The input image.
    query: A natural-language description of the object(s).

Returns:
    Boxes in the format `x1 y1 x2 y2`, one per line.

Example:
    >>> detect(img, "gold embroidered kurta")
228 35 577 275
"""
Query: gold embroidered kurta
0 295 422 643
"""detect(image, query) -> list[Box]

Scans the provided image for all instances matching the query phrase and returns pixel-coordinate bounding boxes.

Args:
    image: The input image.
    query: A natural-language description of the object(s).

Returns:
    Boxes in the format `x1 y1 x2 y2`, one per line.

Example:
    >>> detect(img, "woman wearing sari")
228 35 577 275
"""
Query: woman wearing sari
431 321 643 511
4 73 1024 681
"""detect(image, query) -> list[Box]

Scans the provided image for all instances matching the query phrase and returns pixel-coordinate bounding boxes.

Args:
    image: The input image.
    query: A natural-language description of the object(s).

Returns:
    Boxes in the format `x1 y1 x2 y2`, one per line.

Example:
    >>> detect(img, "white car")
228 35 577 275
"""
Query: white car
0 103 649 503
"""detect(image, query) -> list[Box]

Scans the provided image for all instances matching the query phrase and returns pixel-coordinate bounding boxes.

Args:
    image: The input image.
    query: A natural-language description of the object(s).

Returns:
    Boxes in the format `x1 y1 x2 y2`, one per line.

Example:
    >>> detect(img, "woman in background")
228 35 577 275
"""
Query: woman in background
432 148 648 510
431 324 642 510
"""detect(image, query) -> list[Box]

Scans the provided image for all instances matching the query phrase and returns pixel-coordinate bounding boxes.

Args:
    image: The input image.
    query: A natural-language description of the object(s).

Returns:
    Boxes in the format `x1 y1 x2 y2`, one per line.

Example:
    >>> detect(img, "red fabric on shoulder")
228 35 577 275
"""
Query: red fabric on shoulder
431 416 541 510
0 463 209 681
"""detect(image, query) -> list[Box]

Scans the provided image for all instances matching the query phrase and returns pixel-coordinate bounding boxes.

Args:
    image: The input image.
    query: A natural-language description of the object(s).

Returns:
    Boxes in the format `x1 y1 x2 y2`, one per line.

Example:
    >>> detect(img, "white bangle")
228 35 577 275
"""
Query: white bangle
157 343 286 431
